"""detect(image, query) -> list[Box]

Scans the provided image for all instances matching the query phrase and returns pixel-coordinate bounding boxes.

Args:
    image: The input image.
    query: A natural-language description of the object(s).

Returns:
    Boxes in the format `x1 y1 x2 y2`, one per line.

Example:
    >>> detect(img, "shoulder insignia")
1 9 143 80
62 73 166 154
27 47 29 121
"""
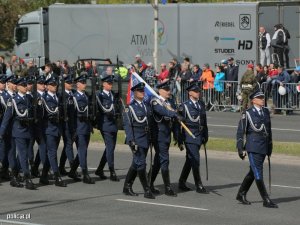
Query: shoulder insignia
153 101 157 105
242 113 246 119
125 108 129 113
7 101 12 107
38 99 42 105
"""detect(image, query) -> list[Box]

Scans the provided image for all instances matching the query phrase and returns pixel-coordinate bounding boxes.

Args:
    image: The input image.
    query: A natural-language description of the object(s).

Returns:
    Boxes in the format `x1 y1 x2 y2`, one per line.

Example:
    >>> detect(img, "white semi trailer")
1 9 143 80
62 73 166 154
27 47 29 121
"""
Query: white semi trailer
14 2 300 74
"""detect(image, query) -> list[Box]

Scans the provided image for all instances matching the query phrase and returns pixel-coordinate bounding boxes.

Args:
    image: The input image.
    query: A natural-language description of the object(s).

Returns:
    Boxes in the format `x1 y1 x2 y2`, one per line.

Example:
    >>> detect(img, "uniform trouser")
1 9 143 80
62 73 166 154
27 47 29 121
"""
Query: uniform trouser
248 152 265 180
131 146 148 171
153 140 171 171
260 48 270 66
28 137 41 167
100 131 117 168
36 133 49 167
0 137 9 169
46 134 60 173
60 129 75 166
3 134 17 170
75 134 90 170
184 143 201 169
14 137 30 174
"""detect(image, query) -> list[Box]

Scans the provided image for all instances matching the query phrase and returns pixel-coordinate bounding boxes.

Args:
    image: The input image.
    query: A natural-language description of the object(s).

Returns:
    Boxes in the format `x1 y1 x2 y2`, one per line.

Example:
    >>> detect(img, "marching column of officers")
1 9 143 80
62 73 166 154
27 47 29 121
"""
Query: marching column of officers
0 72 277 208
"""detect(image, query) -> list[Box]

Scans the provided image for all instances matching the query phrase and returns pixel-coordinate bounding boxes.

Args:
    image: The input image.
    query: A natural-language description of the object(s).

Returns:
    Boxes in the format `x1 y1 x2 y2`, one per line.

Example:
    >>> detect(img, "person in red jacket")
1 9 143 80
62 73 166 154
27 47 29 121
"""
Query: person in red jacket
156 63 169 82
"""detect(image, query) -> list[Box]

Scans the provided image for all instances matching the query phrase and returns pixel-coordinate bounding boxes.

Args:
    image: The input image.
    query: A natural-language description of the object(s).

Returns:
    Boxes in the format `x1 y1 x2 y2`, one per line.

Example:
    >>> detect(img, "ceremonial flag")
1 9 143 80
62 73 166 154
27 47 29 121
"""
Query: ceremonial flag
126 72 158 104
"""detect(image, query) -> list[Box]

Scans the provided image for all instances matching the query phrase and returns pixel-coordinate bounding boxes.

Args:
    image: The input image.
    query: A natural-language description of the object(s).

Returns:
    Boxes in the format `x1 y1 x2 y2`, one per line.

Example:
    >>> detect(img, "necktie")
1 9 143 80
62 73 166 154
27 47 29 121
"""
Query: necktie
195 103 199 110
259 109 263 117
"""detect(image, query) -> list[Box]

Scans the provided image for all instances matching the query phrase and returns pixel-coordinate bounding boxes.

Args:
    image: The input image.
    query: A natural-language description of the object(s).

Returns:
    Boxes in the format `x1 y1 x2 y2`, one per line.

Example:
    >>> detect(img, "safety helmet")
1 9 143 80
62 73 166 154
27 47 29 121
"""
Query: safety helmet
278 86 286 95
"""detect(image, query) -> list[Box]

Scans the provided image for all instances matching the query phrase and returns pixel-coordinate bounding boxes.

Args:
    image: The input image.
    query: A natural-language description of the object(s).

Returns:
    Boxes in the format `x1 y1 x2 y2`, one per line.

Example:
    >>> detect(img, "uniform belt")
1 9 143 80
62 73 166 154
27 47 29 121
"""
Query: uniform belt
187 125 204 131
133 125 149 131
248 132 269 138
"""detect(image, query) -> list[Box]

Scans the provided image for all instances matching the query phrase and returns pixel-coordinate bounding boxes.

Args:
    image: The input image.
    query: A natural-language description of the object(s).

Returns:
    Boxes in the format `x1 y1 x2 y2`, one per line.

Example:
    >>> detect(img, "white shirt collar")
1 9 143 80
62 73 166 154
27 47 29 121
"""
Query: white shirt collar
48 91 56 97
7 90 14 97
18 92 25 98
190 98 198 105
103 90 110 95
135 99 143 105
253 105 262 112
77 90 84 95
37 90 44 96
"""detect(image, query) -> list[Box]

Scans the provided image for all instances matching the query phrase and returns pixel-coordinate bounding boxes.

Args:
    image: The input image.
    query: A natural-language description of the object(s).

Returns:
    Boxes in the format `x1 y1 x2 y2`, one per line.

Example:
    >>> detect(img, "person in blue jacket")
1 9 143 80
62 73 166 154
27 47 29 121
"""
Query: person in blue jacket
149 81 183 197
95 75 119 181
236 89 277 208
0 77 36 190
123 82 155 199
177 81 209 193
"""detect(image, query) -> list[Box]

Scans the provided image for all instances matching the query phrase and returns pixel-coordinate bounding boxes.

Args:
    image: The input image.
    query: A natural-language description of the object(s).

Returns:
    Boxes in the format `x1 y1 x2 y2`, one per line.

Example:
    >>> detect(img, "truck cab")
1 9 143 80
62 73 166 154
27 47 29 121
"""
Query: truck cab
14 8 48 65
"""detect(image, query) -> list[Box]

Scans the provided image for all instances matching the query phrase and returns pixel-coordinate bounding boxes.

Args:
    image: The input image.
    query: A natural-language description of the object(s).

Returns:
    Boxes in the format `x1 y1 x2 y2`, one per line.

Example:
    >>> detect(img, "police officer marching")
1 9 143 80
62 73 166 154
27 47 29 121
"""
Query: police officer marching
26 76 40 178
59 75 80 181
0 75 21 187
150 81 183 197
0 74 9 180
236 89 278 208
33 75 51 185
70 74 95 184
177 81 209 194
95 75 119 181
0 77 36 190
42 76 66 187
123 82 155 199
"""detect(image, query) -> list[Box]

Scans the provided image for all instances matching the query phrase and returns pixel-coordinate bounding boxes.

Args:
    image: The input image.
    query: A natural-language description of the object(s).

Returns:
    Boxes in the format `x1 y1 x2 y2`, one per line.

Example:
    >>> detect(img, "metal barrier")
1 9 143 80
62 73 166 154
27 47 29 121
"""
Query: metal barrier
120 78 300 113
261 81 300 113
176 80 240 111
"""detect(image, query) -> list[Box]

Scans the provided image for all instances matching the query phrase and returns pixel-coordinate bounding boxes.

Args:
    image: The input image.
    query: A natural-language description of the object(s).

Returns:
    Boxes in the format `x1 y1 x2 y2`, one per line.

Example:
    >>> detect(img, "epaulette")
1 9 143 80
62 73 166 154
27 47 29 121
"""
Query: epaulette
150 97 162 106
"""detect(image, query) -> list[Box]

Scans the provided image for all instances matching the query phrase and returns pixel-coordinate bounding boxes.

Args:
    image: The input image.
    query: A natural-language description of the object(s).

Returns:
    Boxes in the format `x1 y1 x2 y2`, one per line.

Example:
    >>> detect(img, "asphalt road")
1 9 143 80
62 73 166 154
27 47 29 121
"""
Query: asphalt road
207 111 300 142
0 144 300 225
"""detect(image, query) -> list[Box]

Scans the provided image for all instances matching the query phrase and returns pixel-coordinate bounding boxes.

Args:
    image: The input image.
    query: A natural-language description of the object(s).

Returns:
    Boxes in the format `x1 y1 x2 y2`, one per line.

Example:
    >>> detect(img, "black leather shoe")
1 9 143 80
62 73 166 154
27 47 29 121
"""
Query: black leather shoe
263 198 278 208
123 185 138 196
55 173 67 187
109 169 120 182
95 169 107 180
236 192 251 205
10 179 24 188
83 174 95 184
144 189 155 199
150 185 160 194
196 185 209 194
68 170 81 182
178 182 192 192
165 186 177 197
25 178 36 190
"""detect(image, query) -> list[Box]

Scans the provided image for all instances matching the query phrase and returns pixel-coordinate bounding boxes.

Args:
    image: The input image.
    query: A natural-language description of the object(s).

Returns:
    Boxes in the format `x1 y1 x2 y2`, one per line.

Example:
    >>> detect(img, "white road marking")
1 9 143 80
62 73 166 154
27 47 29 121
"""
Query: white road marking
272 184 300 189
116 199 209 211
0 220 44 225
208 124 300 132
